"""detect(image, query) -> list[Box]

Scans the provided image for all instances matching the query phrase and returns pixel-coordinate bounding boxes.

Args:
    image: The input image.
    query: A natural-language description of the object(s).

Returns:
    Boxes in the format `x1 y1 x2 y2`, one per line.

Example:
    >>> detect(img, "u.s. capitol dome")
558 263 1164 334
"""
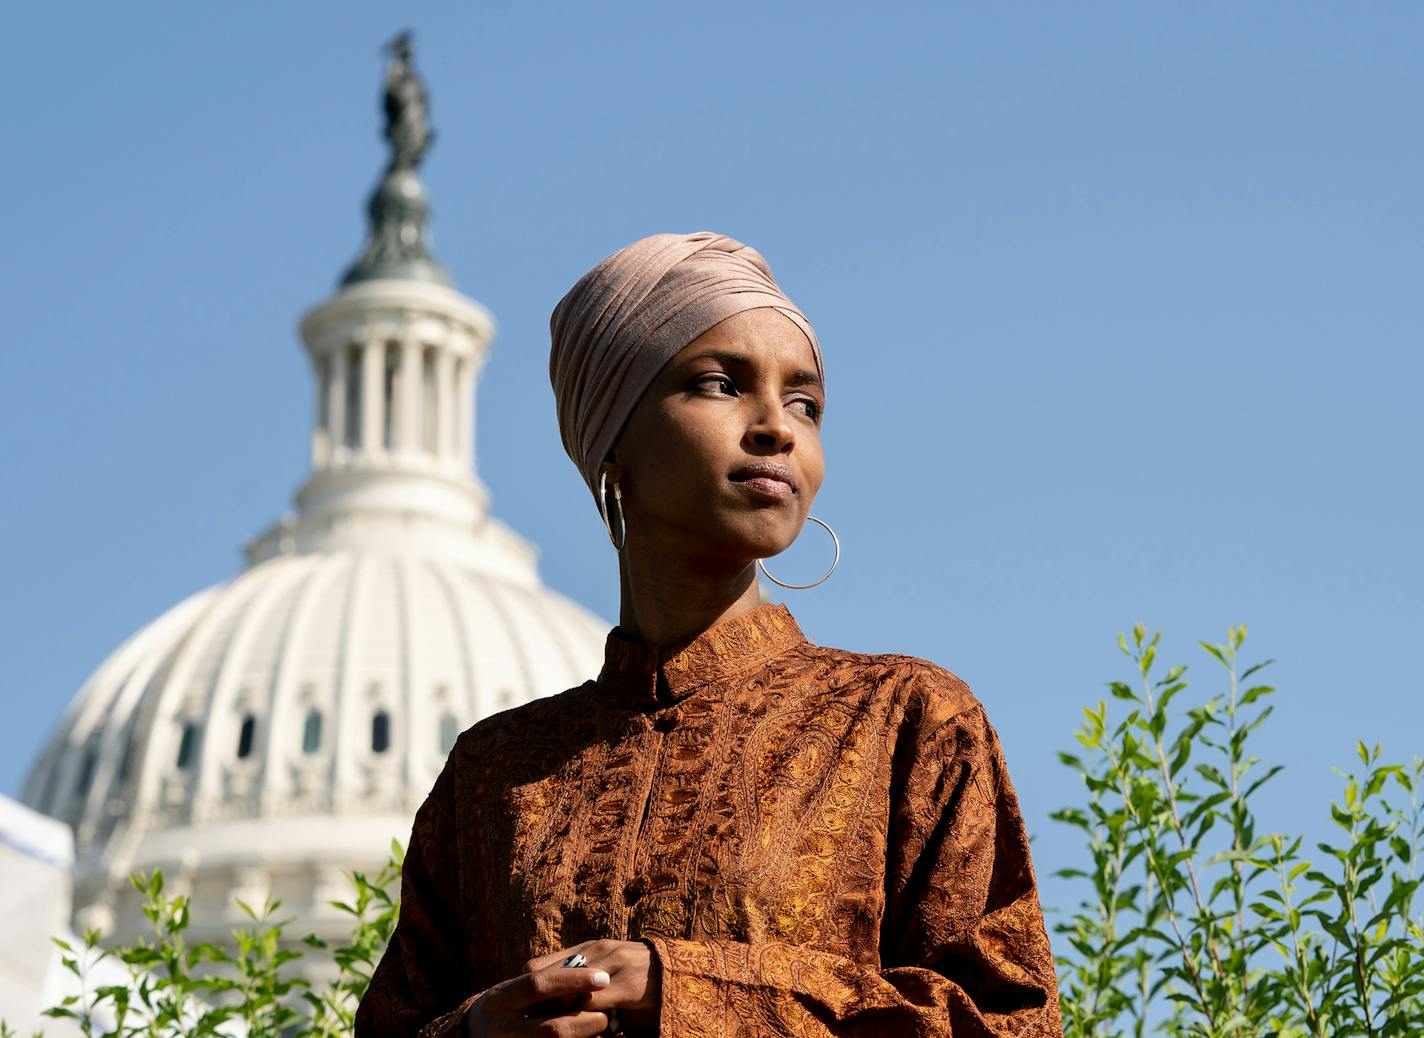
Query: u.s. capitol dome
19 50 607 961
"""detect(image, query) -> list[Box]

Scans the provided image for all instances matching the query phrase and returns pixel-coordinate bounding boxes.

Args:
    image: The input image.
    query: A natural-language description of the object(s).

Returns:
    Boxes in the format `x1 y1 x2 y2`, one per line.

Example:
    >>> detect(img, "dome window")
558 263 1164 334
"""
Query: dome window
439 713 459 755
176 722 198 770
117 736 135 783
302 709 323 755
236 715 256 760
75 747 98 798
372 710 392 754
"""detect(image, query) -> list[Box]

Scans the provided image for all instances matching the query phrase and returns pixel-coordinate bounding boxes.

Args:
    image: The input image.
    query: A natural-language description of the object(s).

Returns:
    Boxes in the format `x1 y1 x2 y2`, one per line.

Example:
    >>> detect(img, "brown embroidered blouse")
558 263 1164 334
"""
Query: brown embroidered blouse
355 603 1062 1037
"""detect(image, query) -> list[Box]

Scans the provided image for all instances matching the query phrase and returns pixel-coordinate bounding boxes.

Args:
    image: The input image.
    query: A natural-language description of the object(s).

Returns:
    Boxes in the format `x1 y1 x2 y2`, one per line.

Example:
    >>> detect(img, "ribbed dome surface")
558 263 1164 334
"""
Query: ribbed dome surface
24 551 606 856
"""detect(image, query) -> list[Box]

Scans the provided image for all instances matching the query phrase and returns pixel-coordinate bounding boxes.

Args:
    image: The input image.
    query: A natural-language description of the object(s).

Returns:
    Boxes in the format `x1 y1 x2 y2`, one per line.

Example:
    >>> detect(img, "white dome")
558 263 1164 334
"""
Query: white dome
24 549 604 857
21 272 611 951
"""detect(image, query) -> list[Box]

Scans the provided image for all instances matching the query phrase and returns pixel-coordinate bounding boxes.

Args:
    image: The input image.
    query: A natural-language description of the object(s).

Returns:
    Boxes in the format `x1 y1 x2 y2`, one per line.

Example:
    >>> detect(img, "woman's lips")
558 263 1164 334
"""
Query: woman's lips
736 476 794 500
731 462 797 502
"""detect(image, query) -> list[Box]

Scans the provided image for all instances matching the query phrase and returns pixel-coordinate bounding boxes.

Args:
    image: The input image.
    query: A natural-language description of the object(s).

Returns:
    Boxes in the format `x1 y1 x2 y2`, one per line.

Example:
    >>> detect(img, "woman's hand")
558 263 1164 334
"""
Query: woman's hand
462 964 612 1038
526 940 661 1031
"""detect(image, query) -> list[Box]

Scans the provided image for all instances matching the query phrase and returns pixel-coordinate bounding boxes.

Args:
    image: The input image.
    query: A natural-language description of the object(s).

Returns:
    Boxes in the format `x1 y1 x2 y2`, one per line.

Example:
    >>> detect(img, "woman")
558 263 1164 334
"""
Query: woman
355 232 1062 1037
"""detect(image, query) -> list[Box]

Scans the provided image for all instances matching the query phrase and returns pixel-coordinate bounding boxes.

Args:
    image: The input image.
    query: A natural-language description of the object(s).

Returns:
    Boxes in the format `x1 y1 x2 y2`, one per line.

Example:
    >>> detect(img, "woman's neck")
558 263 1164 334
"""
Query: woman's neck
615 555 763 658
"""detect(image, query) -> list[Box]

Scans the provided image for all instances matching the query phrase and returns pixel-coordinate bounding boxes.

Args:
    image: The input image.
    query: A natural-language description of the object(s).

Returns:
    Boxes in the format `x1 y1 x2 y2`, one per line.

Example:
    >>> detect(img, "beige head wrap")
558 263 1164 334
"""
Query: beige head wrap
550 231 822 497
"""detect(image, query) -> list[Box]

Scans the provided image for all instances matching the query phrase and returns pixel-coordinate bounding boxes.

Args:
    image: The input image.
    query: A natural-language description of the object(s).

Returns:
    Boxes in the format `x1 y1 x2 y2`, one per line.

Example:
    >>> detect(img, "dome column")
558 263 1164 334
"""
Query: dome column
436 349 455 466
398 333 421 455
327 348 348 461
458 357 476 471
360 336 385 455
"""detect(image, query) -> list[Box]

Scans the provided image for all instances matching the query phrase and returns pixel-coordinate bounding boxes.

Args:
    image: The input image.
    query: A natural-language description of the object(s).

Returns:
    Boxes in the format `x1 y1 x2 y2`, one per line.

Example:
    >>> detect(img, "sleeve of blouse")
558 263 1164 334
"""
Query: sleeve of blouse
355 760 482 1038
645 667 1063 1037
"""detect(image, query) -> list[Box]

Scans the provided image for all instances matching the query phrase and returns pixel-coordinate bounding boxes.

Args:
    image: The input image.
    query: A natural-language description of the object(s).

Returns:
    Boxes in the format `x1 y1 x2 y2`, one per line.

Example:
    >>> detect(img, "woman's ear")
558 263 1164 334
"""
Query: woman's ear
600 450 624 486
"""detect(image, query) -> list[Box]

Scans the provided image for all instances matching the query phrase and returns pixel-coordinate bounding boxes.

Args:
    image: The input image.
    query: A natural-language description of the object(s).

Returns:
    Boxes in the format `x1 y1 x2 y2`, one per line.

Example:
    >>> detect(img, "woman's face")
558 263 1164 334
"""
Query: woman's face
609 307 826 567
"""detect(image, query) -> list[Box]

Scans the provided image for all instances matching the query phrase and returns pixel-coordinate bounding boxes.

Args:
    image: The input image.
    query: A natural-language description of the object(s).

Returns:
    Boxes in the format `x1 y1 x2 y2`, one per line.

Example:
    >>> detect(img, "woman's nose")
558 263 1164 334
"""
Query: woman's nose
745 399 795 453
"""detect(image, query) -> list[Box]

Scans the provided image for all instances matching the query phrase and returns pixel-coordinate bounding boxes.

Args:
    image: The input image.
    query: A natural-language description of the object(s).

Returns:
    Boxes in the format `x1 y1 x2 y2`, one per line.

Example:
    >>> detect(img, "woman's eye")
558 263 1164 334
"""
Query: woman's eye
695 374 736 395
790 398 821 421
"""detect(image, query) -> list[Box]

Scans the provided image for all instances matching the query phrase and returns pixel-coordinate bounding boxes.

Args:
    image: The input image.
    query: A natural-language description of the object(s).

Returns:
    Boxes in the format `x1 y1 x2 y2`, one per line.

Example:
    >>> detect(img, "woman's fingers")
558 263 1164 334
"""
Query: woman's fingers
518 1010 609 1038
523 964 611 1005
523 939 601 975
520 940 658 1023
525 939 643 981
468 1002 608 1038
476 965 610 1019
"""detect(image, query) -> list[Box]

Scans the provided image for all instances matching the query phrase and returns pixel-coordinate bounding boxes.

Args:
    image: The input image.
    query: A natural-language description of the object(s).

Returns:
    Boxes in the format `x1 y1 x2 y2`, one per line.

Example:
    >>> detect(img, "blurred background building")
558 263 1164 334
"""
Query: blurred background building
2 39 607 1026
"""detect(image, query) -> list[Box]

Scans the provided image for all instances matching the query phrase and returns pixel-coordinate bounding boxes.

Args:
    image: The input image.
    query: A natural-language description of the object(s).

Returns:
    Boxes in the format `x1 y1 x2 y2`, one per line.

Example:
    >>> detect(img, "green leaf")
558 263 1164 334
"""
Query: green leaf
1244 765 1285 800
1199 641 1229 667
1195 762 1227 787
1240 659 1276 682
1108 681 1137 702
1239 684 1275 706
1157 681 1188 714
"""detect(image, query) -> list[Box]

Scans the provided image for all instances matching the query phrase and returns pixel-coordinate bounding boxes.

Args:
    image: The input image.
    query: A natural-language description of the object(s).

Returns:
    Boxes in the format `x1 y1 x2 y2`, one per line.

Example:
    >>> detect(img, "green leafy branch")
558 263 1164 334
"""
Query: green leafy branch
1054 624 1423 1037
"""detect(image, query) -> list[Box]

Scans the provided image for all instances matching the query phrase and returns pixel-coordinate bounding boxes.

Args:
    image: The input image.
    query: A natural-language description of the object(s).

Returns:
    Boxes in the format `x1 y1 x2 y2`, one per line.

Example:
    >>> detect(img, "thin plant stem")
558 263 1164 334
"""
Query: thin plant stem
1102 735 1221 1033
1224 642 1251 1008
1139 664 1231 1010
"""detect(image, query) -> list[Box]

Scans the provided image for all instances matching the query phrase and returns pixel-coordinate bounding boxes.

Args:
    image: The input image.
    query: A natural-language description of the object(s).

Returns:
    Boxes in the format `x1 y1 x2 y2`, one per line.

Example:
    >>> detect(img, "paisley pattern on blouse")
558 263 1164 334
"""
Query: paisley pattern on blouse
355 603 1062 1037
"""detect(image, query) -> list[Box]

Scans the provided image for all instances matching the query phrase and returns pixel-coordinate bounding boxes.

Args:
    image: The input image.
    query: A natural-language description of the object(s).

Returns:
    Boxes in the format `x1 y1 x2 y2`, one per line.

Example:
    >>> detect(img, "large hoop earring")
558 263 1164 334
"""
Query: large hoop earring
757 515 840 590
598 469 626 551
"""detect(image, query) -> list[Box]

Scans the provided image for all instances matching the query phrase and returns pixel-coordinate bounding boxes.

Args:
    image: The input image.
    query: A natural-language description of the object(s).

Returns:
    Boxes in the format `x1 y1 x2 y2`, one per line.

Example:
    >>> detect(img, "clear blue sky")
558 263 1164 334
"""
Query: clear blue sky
3 3 1420 919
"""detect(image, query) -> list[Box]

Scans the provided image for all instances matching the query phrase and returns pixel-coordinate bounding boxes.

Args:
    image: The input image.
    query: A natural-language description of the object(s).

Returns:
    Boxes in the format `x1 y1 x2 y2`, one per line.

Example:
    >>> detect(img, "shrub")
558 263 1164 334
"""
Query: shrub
2 844 403 1038
1053 624 1424 1037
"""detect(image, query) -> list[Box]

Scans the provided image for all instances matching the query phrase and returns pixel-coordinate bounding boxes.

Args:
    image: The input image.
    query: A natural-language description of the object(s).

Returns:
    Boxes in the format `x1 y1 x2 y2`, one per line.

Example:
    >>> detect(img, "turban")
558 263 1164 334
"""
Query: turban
550 231 822 497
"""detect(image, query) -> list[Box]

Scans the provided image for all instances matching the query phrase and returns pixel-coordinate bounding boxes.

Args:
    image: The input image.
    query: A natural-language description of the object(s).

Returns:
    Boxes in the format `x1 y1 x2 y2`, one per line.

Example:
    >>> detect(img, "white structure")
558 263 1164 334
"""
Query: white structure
1 794 246 1037
19 55 607 969
1 795 79 1035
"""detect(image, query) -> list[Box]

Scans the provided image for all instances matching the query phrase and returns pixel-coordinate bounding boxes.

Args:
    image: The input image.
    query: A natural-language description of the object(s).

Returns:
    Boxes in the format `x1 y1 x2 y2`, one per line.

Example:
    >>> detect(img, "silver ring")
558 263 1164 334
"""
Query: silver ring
560 953 588 968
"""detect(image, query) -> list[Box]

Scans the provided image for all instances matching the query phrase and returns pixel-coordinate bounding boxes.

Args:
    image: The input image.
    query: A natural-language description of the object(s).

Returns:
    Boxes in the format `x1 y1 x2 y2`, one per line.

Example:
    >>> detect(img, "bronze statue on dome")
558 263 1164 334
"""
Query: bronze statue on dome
382 31 432 173
343 30 452 287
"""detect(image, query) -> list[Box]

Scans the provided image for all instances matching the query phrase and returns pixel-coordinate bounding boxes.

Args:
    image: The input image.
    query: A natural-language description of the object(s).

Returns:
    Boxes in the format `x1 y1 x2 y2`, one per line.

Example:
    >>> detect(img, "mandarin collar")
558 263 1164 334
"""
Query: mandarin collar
597 603 807 707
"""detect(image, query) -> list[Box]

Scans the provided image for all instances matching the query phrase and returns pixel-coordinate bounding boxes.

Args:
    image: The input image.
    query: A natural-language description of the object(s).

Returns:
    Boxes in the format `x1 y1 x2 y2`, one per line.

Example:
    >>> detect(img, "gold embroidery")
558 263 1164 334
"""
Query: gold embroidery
356 604 1063 1038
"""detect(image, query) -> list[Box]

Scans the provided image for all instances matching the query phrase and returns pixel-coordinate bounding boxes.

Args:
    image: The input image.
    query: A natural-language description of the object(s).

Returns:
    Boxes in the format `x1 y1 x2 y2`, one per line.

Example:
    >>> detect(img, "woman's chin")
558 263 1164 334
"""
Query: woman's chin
661 510 800 567
732 529 799 563
685 530 790 569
